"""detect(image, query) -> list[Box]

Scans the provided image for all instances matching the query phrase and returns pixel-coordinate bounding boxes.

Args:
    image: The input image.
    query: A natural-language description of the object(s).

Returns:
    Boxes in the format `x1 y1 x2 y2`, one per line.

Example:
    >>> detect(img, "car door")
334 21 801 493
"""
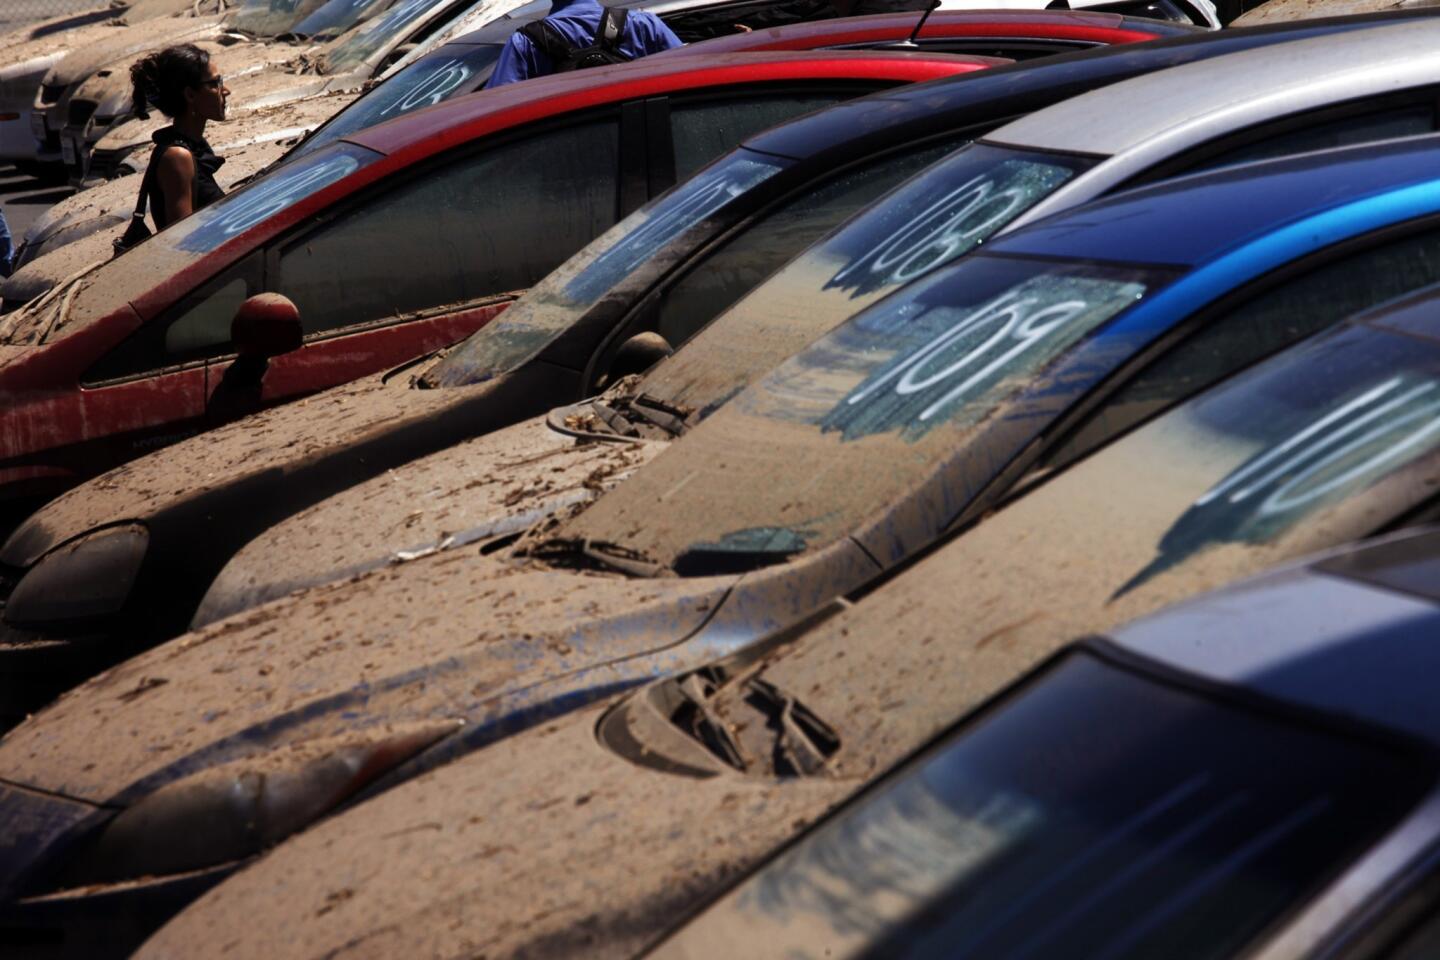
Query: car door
204 109 631 415
70 255 264 471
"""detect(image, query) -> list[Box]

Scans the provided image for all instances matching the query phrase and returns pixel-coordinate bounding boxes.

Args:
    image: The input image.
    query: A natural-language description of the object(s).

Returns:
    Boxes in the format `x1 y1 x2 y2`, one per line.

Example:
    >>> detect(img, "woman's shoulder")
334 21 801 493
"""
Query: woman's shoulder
152 125 214 156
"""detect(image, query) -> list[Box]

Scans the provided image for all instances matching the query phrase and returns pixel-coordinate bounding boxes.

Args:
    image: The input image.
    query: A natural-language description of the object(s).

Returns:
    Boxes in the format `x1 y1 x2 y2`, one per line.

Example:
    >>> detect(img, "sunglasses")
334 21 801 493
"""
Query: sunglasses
198 76 225 89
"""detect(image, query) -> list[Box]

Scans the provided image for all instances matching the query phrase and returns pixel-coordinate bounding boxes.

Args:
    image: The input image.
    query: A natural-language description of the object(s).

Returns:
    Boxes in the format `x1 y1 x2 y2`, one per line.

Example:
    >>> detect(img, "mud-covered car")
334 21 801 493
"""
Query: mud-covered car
645 527 1440 960
282 5 1199 168
7 138 1440 956
0 0 214 171
26 0 353 170
0 50 971 527
127 277 1440 960
1 6 1186 302
48 0 377 185
1 11 1433 700
66 0 472 185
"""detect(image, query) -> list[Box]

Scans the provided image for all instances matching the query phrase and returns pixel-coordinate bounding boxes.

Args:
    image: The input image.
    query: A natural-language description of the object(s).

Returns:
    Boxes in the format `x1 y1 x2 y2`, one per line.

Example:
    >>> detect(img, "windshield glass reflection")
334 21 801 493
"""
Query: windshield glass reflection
650 652 1433 960
1117 328 1440 595
288 43 501 159
561 255 1163 569
162 144 380 255
423 150 790 388
292 0 391 39
227 0 330 36
324 0 444 73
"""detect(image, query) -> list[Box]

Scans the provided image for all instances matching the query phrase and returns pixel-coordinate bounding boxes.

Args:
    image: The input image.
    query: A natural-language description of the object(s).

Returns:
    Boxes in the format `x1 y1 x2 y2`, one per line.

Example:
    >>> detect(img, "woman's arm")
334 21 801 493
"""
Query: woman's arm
156 145 196 224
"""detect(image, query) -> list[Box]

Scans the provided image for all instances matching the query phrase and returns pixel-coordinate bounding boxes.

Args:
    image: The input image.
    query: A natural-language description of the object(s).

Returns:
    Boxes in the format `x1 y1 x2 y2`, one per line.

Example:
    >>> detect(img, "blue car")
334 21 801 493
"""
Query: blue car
646 523 1440 960
8 135 1440 953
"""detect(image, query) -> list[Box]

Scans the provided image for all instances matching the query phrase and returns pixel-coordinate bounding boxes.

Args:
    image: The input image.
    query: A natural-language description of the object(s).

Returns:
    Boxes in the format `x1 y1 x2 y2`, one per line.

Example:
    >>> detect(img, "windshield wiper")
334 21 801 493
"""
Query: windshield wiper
586 393 691 439
521 536 670 578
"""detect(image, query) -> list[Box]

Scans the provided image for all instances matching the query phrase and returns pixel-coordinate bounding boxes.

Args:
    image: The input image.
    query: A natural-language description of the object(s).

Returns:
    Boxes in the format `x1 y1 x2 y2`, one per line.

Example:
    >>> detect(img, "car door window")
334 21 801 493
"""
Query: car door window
277 118 621 339
670 95 850 180
1039 226 1440 470
1191 103 1437 174
83 258 262 384
649 138 967 349
165 276 250 356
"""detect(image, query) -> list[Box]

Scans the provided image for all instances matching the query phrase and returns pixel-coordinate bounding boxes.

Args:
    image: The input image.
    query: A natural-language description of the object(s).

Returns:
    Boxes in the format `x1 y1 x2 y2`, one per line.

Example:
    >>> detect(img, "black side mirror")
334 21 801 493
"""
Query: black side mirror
231 293 302 360
606 332 673 384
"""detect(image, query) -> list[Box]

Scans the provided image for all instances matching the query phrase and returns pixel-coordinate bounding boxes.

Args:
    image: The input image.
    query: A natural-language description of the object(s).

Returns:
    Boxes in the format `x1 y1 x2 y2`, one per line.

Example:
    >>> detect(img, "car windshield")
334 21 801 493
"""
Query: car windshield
559 254 1166 572
157 143 382 256
1106 323 1440 598
226 0 332 37
287 42 502 160
424 149 792 387
651 651 1435 960
323 0 448 74
613 141 1095 413
783 142 1093 301
292 0 394 40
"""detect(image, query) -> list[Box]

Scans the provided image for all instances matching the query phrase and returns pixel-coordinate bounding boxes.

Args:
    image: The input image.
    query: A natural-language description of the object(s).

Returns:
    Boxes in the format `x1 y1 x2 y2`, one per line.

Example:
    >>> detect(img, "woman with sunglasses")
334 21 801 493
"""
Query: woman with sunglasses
129 44 231 228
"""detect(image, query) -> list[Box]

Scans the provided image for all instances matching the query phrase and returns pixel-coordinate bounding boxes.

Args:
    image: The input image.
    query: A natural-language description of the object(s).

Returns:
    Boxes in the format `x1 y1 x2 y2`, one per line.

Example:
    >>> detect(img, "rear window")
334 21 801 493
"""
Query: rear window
651 652 1435 960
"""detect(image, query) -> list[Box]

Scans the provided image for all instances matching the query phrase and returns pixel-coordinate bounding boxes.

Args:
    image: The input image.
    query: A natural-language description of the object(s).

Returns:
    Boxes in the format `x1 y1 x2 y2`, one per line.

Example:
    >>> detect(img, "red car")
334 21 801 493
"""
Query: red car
667 7 1204 58
0 49 991 524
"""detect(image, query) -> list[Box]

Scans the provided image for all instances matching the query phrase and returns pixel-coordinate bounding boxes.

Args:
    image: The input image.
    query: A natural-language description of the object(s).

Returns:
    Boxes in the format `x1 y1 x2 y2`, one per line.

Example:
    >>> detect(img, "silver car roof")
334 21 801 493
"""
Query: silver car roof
993 18 1440 229
1110 525 1440 746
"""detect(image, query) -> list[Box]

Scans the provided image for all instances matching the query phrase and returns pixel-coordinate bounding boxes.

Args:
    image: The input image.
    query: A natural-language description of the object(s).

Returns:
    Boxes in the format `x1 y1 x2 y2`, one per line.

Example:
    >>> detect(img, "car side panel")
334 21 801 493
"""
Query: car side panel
202 297 517 411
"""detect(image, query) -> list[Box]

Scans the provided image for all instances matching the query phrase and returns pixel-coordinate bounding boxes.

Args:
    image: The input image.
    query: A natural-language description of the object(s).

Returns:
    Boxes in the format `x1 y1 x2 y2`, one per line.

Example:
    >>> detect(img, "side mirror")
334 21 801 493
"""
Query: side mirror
606 332 673 383
231 293 302 359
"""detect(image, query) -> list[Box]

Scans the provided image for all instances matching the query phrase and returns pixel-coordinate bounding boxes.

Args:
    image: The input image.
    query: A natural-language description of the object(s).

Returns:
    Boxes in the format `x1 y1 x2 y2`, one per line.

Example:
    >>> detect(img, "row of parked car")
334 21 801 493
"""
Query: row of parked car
2 0 1440 956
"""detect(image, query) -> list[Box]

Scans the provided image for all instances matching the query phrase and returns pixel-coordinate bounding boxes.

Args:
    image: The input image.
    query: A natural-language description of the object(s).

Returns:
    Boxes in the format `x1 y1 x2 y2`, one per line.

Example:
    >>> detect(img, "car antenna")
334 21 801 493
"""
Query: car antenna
897 0 941 48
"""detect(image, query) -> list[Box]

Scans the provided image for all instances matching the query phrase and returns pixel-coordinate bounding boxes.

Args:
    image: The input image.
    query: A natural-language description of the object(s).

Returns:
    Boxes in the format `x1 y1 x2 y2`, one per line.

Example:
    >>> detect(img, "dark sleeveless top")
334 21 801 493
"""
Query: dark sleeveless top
146 126 226 229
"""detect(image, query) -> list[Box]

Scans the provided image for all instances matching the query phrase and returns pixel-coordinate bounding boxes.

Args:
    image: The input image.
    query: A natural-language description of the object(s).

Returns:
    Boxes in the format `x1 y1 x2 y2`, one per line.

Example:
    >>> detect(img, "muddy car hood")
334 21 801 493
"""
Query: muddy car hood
42 14 224 88
129 435 1440 960
0 369 478 568
0 549 732 805
197 416 667 625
